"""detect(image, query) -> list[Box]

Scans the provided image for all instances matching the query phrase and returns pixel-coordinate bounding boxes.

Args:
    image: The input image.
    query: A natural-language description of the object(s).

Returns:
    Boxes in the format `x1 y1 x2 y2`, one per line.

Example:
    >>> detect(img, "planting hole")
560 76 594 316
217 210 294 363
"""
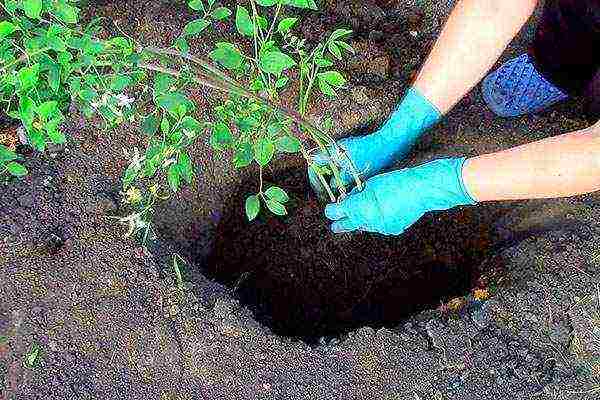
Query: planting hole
204 167 506 342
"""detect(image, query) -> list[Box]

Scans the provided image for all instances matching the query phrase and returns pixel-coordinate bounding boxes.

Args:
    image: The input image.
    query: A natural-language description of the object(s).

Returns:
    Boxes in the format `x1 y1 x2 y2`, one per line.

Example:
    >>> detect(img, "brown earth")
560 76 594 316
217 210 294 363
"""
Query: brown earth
1 1 599 399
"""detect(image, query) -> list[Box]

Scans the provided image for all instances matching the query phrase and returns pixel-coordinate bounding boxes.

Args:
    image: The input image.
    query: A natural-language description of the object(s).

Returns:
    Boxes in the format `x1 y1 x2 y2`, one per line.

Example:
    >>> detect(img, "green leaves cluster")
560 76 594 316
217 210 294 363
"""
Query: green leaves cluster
0 0 140 178
174 0 354 221
1 0 356 236
245 185 290 221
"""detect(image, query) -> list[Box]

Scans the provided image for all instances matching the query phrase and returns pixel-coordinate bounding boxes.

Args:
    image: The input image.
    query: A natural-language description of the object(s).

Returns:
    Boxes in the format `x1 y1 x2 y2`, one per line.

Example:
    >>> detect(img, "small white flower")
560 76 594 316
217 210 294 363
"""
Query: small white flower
162 158 176 168
116 93 135 107
17 125 28 145
182 129 196 139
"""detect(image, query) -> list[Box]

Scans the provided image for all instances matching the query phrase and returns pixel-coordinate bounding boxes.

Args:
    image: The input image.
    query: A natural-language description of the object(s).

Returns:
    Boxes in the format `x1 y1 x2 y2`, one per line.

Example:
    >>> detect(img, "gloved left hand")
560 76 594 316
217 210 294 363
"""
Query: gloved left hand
324 157 477 235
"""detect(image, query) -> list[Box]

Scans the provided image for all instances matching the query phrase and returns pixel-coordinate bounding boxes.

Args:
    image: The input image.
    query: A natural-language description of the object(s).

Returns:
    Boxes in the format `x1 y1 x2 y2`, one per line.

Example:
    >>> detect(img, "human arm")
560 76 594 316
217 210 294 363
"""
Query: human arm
415 0 539 114
312 0 540 191
463 124 600 201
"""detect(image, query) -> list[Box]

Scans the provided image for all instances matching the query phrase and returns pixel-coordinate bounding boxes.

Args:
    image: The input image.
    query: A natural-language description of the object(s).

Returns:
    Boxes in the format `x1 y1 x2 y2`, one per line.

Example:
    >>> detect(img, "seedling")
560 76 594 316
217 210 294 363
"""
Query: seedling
0 0 361 242
23 342 42 369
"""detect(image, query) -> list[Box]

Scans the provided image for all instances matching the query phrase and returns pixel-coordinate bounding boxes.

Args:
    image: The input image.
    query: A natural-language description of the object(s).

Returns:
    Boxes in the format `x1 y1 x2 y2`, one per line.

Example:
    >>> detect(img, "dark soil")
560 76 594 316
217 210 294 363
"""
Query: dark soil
205 162 507 341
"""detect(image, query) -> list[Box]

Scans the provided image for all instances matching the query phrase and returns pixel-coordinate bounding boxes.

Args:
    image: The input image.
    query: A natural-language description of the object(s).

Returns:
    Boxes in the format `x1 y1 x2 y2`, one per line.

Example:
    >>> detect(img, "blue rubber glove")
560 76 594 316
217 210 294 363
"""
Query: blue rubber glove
324 158 477 236
310 87 441 192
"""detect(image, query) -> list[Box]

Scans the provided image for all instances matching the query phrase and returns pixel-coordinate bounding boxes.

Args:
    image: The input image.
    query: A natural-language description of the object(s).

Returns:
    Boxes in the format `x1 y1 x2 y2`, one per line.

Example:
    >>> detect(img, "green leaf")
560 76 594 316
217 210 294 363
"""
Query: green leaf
315 57 333 68
28 129 45 151
167 164 181 192
107 37 132 51
154 73 173 93
275 76 289 89
37 101 57 119
336 40 355 54
210 122 233 149
19 96 36 126
175 36 189 53
254 138 274 167
245 195 260 221
0 21 17 40
18 64 40 92
209 42 242 70
317 71 346 87
188 0 204 11
317 78 335 97
184 18 210 36
276 135 301 153
265 186 289 203
182 116 202 133
330 28 353 41
46 35 66 52
156 92 192 115
177 103 188 118
23 344 41 368
212 7 231 20
79 89 97 102
277 17 298 33
48 68 62 92
6 162 28 177
256 15 268 30
110 75 132 92
283 0 317 10
266 199 287 216
328 41 342 60
0 145 17 162
46 123 65 144
23 0 42 19
235 5 254 37
233 142 253 168
52 0 79 24
322 115 334 133
259 51 296 75
235 116 258 133
57 51 72 65
142 114 159 135
255 0 277 6
4 0 17 13
122 163 139 188
262 122 278 136
160 117 170 134
178 152 193 183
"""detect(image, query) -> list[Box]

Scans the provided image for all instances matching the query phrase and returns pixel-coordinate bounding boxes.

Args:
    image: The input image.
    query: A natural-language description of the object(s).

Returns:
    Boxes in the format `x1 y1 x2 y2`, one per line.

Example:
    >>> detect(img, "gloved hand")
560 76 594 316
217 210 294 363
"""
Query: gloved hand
310 87 441 193
324 158 477 235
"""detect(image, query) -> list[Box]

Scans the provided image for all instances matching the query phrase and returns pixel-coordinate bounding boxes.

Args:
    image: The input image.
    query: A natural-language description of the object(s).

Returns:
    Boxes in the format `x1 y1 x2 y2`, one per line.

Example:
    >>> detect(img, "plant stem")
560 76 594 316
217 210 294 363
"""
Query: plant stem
138 63 232 94
140 47 364 193
297 144 335 202
249 0 265 42
265 1 283 41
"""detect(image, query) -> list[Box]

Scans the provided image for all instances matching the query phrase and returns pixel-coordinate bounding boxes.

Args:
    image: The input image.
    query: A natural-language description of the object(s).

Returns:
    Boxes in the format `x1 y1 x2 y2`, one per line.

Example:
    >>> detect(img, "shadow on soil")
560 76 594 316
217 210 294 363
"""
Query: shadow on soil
195 167 508 343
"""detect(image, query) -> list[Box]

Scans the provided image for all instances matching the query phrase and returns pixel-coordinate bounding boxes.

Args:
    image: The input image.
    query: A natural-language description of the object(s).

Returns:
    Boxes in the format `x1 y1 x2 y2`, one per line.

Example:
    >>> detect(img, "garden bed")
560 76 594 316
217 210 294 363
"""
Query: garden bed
1 1 599 399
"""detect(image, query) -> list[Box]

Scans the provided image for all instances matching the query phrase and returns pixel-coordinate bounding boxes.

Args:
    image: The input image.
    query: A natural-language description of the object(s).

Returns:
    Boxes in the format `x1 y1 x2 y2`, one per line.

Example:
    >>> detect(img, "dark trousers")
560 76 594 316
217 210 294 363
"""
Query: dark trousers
530 0 600 115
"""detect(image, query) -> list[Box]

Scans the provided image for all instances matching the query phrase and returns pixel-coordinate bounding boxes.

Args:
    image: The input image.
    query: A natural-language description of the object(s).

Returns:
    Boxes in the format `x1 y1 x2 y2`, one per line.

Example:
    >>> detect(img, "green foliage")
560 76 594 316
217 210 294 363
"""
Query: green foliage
1 0 357 241
23 342 42 369
0 0 141 177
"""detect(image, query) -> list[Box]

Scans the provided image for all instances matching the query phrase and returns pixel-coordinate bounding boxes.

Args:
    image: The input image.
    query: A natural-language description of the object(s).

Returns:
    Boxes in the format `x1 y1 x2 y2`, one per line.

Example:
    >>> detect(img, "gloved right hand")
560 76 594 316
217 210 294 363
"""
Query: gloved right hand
309 87 441 194
324 157 477 235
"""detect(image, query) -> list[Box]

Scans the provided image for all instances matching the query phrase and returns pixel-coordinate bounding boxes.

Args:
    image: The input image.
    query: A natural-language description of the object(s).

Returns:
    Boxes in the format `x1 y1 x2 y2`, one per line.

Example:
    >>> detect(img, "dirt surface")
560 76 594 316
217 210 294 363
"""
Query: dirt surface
207 164 506 341
1 0 600 399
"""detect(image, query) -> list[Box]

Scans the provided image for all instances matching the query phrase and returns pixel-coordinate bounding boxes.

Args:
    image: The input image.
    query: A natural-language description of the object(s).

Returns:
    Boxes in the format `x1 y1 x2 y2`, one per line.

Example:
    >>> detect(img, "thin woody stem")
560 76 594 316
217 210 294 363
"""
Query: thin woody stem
141 46 364 194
